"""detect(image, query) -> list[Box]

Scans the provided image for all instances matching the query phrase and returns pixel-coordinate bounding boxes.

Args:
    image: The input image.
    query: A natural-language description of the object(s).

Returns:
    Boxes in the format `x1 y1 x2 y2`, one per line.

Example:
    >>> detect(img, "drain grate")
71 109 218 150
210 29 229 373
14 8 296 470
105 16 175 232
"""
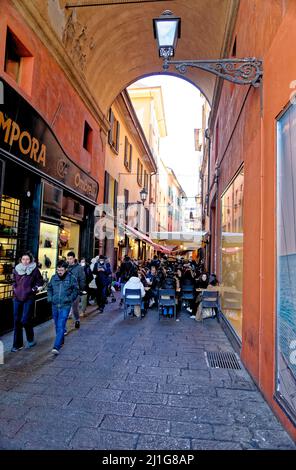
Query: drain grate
205 351 241 370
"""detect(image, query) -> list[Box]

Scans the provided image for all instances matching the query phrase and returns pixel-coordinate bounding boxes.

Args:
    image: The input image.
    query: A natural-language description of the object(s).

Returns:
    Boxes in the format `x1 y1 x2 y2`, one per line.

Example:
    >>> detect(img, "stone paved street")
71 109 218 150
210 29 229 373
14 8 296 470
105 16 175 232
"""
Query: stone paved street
0 300 295 450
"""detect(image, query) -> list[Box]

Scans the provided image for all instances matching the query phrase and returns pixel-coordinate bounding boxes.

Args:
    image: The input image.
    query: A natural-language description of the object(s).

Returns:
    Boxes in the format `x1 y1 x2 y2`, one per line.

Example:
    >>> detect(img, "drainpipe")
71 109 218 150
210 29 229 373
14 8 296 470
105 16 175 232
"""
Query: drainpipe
205 128 211 271
214 163 220 275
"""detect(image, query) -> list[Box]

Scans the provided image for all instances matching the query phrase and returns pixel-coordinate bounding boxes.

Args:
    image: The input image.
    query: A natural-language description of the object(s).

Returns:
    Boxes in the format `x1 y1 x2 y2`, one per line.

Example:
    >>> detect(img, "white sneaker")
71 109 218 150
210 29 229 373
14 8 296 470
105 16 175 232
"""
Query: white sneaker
186 307 192 313
51 348 59 355
149 299 155 307
190 315 196 319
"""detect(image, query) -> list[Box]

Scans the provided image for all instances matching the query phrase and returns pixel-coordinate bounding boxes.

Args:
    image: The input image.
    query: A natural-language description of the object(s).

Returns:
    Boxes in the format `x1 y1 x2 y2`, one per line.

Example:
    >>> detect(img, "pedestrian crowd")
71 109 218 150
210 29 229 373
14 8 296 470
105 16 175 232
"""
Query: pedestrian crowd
10 251 218 356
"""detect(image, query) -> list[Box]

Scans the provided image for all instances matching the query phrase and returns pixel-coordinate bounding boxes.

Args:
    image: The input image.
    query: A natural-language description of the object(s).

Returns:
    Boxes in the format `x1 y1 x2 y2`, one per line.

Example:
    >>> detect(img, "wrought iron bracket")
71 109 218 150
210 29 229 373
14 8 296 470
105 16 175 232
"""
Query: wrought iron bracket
162 57 263 87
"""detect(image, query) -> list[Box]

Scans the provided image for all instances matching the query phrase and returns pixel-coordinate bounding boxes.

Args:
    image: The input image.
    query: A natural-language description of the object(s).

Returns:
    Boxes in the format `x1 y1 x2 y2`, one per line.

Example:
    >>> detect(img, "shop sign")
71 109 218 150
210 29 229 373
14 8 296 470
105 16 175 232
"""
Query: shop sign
0 78 98 202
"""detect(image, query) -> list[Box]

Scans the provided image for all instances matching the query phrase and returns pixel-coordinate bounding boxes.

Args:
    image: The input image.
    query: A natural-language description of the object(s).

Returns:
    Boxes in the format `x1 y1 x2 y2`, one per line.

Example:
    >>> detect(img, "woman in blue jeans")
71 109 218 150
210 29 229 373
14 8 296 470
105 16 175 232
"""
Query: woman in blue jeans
47 261 79 355
11 251 43 352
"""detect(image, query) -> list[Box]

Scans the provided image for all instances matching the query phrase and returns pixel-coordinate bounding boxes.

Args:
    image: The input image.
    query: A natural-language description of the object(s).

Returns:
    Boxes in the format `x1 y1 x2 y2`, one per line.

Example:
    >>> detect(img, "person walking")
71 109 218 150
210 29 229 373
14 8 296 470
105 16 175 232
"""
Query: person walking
93 255 111 313
66 251 86 329
47 261 79 355
79 257 93 316
11 251 43 352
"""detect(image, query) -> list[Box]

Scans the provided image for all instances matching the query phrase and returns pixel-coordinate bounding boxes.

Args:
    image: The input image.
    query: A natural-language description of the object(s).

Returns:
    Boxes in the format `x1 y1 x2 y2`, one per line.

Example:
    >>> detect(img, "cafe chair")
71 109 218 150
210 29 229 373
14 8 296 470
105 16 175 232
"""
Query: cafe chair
158 289 176 320
124 289 142 320
200 290 220 322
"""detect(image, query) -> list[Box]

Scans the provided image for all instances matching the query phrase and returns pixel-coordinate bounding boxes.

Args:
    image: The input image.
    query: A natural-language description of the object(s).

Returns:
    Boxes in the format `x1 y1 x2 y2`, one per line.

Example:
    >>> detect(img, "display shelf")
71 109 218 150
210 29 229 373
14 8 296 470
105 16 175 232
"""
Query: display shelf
0 196 19 300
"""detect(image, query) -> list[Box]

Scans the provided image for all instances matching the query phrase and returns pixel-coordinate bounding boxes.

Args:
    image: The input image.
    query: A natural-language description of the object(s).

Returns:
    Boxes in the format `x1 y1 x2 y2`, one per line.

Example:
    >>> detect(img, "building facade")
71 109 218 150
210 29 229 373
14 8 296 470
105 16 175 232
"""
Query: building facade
200 0 296 440
0 1 105 334
102 90 157 267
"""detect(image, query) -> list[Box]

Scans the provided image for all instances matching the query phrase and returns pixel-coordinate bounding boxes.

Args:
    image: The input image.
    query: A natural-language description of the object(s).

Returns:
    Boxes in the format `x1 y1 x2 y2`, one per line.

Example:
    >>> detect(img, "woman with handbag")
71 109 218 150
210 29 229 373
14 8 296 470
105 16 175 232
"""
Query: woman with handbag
11 251 43 352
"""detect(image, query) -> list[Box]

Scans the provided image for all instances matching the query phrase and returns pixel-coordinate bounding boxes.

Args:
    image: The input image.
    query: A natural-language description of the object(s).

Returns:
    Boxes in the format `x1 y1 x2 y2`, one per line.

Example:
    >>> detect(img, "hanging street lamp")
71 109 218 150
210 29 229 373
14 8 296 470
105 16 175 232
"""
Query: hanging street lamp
153 10 263 87
140 187 148 205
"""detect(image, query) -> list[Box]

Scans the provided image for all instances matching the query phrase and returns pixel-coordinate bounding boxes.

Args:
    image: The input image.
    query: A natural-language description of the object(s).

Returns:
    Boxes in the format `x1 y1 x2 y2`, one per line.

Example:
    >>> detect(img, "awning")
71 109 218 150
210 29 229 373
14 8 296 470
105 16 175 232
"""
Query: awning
121 224 175 254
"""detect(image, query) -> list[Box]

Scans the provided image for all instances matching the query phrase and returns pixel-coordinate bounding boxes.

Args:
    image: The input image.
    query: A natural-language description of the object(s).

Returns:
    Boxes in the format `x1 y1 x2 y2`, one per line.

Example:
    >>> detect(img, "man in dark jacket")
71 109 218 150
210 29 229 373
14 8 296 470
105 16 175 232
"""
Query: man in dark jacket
67 251 86 329
11 251 43 352
47 261 79 355
118 255 134 306
93 255 112 313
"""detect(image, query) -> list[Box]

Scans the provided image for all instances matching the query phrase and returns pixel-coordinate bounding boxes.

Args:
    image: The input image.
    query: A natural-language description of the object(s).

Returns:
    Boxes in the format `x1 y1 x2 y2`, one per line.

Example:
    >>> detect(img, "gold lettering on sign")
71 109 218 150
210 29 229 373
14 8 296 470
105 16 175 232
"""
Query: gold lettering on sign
74 172 95 197
0 113 12 143
0 111 46 167
19 131 31 154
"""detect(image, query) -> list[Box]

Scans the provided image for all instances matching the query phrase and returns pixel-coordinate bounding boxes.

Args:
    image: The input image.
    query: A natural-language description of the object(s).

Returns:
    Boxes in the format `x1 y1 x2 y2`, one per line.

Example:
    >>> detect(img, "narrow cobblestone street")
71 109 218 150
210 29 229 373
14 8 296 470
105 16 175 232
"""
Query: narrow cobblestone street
0 299 295 450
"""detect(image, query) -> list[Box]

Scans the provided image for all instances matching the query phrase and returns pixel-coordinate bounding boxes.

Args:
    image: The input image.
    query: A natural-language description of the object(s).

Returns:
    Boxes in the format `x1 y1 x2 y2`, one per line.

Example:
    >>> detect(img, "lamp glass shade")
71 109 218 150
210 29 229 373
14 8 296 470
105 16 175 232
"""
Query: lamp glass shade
153 12 181 58
140 188 148 202
155 20 178 48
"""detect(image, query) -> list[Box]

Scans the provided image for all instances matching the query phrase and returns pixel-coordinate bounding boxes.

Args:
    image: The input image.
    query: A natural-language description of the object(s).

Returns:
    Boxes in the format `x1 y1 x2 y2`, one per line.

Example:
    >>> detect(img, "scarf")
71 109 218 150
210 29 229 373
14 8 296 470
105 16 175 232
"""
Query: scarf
15 262 36 276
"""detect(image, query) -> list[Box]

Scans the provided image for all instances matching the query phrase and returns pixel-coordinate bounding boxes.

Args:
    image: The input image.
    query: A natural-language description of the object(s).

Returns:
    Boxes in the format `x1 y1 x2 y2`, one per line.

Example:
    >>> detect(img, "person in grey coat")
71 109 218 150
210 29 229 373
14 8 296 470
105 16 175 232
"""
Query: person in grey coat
47 261 79 354
67 251 86 329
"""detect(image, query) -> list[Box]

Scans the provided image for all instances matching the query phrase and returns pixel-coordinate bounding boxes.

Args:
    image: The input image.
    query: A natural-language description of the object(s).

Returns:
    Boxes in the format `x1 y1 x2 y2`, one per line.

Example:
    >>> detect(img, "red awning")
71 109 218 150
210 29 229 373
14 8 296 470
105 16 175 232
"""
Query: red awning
123 224 174 254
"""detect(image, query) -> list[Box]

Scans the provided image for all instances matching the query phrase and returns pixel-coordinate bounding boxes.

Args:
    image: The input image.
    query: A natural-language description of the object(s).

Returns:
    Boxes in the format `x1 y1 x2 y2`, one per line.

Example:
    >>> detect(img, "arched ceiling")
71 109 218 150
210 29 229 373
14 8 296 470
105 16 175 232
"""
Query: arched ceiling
15 0 239 117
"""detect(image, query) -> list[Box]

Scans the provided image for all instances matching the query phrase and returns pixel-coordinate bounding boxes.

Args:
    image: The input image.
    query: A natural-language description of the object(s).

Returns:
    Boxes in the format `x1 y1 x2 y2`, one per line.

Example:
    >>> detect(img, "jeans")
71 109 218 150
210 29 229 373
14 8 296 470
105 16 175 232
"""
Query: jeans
52 306 71 350
13 299 34 348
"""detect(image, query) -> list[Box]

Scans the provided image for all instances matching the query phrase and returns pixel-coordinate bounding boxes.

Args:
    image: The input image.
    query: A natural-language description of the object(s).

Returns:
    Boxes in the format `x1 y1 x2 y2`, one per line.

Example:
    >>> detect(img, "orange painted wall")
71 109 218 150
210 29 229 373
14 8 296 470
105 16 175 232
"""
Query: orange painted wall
0 0 105 203
209 0 296 440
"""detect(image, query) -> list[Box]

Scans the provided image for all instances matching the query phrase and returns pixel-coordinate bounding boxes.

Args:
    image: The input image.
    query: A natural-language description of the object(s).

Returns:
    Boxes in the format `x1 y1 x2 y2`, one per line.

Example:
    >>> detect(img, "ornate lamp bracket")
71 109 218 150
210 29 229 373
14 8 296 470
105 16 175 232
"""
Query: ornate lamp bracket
163 57 263 87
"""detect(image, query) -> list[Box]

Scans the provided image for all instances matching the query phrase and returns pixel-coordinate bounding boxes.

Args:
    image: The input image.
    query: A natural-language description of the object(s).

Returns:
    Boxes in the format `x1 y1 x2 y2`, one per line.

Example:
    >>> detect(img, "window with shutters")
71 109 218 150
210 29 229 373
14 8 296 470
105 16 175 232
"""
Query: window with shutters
108 109 120 153
137 159 143 186
124 137 132 171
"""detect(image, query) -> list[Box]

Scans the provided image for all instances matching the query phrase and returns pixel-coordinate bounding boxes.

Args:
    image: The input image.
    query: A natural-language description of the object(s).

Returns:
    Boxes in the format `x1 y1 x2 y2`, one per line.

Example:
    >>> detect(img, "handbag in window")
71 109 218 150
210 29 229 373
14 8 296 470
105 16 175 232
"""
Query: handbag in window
44 255 52 268
44 239 52 248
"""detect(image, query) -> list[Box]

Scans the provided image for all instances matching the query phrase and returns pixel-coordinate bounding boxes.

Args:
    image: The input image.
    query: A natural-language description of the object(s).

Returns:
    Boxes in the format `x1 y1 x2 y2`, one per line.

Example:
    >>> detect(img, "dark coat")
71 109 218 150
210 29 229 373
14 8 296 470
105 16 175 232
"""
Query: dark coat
47 272 79 307
13 266 43 302
93 262 112 287
67 262 86 291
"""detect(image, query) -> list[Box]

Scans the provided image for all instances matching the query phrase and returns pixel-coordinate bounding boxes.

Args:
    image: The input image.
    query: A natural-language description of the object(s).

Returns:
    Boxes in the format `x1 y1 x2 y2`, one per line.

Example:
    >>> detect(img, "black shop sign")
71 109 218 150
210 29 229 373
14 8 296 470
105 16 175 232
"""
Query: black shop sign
0 78 98 202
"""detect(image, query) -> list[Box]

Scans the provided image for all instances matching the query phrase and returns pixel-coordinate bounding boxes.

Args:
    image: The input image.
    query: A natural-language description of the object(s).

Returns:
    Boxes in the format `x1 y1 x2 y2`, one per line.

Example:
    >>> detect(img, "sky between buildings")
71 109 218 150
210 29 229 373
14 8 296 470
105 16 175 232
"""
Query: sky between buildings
133 74 204 199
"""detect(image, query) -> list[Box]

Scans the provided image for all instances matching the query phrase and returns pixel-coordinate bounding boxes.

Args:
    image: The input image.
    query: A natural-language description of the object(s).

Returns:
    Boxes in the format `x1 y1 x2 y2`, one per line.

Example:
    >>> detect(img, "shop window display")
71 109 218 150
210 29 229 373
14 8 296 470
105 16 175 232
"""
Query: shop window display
59 219 80 260
0 196 19 300
276 105 296 419
221 168 244 338
38 222 58 282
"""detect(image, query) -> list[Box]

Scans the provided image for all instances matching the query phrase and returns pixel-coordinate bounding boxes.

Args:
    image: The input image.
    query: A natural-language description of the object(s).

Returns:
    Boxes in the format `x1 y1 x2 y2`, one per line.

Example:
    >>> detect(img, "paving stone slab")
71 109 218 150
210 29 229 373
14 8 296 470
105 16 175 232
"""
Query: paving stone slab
127 373 168 385
108 379 158 393
120 390 168 405
212 424 253 442
13 421 78 447
69 427 138 450
134 404 199 423
157 383 190 395
67 398 136 416
191 439 243 450
100 414 170 435
171 421 213 440
24 406 104 428
86 388 122 401
137 366 180 377
137 434 191 450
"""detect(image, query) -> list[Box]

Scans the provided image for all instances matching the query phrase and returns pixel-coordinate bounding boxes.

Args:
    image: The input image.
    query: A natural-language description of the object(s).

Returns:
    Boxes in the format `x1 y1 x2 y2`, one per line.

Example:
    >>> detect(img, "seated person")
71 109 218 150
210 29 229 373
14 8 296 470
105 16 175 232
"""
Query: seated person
146 265 161 307
195 274 219 321
123 269 145 317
